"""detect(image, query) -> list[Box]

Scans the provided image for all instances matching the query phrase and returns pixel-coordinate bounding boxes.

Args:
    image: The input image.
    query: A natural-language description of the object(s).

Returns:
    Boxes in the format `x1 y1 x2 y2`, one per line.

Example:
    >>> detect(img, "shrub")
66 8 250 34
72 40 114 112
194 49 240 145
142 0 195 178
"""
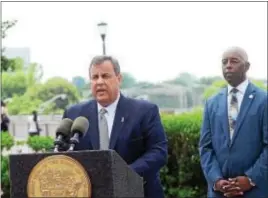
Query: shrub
1 155 10 198
160 108 206 198
27 136 54 152
1 132 15 151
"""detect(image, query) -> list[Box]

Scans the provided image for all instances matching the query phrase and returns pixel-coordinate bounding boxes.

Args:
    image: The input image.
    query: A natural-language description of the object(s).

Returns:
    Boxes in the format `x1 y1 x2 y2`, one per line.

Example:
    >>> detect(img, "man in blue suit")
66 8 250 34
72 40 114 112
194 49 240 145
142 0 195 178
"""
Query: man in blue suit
199 47 268 198
63 55 168 198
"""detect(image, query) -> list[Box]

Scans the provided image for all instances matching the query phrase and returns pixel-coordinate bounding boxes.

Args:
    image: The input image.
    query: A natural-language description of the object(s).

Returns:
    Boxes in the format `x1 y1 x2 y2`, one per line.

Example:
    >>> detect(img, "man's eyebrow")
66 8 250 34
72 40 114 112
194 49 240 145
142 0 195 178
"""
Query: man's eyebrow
91 72 111 76
230 57 240 60
222 57 240 60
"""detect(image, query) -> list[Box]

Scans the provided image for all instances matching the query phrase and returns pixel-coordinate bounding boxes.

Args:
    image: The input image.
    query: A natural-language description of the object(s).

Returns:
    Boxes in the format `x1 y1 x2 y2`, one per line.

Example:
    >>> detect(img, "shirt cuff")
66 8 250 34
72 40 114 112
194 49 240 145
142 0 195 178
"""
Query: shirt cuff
247 177 256 187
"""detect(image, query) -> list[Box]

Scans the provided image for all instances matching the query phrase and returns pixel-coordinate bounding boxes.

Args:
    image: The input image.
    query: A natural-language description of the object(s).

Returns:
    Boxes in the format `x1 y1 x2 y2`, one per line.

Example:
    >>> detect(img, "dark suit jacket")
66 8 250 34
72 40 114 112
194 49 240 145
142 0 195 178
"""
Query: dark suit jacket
63 94 168 198
199 82 268 198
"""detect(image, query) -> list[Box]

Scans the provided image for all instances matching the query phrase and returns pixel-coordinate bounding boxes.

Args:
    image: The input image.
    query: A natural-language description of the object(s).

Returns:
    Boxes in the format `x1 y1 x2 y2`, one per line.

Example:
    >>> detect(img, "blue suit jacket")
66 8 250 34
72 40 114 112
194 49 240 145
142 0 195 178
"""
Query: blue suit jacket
199 82 268 198
63 95 168 198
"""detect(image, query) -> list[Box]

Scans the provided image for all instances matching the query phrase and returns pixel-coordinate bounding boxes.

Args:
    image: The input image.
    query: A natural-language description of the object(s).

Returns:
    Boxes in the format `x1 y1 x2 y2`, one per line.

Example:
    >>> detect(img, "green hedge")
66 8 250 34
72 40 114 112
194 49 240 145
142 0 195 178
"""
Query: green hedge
160 108 206 198
1 132 15 151
1 109 207 198
26 135 54 152
1 155 10 197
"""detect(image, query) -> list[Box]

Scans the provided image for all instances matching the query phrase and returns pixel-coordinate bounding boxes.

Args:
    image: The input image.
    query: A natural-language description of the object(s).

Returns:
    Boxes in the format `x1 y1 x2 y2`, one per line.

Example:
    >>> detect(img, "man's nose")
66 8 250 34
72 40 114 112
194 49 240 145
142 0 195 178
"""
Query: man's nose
96 76 104 84
225 60 233 70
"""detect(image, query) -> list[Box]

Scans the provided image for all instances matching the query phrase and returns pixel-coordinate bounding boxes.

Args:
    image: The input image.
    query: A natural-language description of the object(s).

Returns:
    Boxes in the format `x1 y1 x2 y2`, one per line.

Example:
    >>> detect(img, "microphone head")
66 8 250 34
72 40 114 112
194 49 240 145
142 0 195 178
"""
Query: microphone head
71 116 89 137
55 118 73 137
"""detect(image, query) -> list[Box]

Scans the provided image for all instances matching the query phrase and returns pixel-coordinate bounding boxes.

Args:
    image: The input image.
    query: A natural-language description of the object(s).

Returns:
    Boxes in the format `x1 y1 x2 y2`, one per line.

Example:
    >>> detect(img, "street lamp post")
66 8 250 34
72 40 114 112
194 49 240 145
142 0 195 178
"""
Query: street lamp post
97 22 108 55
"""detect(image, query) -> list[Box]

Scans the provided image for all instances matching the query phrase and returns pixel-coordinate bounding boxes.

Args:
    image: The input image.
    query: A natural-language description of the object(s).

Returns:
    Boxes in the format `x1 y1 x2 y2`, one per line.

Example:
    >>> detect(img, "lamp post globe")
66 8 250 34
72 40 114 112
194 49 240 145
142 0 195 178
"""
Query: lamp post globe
97 22 108 55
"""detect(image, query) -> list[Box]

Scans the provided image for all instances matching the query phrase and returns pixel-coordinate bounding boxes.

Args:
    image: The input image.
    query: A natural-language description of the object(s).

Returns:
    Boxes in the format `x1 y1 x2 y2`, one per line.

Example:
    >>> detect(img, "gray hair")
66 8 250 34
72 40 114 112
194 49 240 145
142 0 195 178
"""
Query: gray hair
89 55 121 75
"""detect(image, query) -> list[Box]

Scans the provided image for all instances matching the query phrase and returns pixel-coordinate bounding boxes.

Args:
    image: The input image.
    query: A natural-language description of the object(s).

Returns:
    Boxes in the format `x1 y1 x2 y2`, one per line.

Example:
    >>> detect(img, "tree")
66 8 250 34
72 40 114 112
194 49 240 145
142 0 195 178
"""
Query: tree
164 72 197 87
121 72 137 88
2 58 43 99
1 56 17 72
7 77 81 114
33 77 81 110
26 62 44 87
1 20 18 72
1 20 17 39
72 76 86 96
2 71 28 99
199 76 223 85
72 76 86 89
7 94 42 115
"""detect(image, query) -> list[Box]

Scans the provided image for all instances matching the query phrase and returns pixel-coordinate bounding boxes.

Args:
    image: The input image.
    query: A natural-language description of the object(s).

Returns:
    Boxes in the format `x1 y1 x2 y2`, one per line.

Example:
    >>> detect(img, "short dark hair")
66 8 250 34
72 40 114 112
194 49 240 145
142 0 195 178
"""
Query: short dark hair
89 55 120 75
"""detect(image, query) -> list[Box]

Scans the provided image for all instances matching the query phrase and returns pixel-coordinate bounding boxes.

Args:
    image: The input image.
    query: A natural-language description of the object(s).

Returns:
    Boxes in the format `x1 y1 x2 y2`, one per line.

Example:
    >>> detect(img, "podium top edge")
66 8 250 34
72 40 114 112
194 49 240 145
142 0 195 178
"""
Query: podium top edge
9 149 116 157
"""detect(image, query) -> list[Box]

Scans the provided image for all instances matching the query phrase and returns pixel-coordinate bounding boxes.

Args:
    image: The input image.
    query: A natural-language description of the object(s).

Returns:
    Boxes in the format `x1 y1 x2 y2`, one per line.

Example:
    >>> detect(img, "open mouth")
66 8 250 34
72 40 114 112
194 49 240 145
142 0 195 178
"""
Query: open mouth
97 89 106 94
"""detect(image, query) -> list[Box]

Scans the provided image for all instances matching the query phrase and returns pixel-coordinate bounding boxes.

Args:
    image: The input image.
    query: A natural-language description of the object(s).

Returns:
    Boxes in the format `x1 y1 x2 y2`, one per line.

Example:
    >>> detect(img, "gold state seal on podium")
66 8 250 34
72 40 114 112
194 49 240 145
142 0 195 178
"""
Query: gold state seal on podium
27 155 91 197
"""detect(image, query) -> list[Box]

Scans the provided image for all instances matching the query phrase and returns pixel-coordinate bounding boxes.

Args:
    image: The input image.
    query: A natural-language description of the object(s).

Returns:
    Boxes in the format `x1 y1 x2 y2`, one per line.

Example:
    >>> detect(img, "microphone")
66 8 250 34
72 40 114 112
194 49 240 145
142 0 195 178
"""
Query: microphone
68 116 89 151
53 118 73 152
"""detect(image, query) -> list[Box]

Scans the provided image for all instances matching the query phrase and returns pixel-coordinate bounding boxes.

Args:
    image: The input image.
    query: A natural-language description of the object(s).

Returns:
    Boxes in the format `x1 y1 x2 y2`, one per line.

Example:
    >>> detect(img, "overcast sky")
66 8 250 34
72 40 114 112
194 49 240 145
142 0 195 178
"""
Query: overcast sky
2 2 267 83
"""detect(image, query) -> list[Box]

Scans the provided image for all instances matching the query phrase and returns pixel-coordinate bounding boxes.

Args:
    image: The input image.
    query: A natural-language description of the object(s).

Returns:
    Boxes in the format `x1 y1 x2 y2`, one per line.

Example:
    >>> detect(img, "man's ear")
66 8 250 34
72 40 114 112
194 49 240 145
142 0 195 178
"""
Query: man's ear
117 73 123 84
245 61 250 71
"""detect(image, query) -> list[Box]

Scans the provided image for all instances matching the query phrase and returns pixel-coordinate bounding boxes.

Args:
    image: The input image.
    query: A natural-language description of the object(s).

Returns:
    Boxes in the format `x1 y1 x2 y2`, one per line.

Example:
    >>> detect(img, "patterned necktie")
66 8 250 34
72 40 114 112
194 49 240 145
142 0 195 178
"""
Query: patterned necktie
99 108 109 150
228 88 239 140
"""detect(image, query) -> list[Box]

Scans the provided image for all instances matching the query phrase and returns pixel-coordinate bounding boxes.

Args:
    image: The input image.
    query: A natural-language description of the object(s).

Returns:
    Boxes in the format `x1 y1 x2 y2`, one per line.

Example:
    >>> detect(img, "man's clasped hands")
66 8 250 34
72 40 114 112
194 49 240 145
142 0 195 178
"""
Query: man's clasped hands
215 176 253 197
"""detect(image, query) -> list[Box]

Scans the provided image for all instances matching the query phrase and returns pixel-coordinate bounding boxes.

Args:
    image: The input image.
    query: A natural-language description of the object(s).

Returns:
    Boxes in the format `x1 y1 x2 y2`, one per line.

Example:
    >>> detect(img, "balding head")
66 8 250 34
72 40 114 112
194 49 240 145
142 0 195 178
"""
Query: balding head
222 46 249 63
221 46 250 87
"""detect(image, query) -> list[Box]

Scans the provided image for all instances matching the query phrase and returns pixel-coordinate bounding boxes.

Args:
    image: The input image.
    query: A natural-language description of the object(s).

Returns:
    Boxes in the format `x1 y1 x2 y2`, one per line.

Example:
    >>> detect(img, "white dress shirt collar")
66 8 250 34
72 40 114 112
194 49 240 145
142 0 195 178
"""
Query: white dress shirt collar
97 92 120 115
227 79 249 95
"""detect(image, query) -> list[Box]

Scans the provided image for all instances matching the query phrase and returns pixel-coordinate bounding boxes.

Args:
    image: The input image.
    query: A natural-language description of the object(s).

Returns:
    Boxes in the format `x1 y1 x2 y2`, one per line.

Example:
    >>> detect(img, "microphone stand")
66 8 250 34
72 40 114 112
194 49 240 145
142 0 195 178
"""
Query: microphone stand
67 133 80 151
53 135 70 152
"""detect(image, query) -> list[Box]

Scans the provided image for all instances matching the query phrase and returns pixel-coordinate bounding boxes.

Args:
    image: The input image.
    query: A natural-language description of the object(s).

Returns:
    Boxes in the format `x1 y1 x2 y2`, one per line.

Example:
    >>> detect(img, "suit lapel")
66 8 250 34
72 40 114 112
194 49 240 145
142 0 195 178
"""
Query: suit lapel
80 100 100 149
230 83 256 147
109 95 129 149
218 88 231 142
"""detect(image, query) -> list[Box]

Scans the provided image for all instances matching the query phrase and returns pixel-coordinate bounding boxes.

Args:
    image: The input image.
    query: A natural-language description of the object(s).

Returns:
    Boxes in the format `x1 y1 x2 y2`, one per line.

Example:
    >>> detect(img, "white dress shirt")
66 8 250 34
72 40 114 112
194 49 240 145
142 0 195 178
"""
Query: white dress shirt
97 93 120 138
227 79 249 113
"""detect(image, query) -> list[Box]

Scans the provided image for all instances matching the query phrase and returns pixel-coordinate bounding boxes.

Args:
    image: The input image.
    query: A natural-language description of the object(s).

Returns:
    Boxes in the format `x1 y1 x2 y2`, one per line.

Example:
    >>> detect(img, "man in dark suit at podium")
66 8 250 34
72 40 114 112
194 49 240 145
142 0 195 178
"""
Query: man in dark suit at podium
63 55 168 198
